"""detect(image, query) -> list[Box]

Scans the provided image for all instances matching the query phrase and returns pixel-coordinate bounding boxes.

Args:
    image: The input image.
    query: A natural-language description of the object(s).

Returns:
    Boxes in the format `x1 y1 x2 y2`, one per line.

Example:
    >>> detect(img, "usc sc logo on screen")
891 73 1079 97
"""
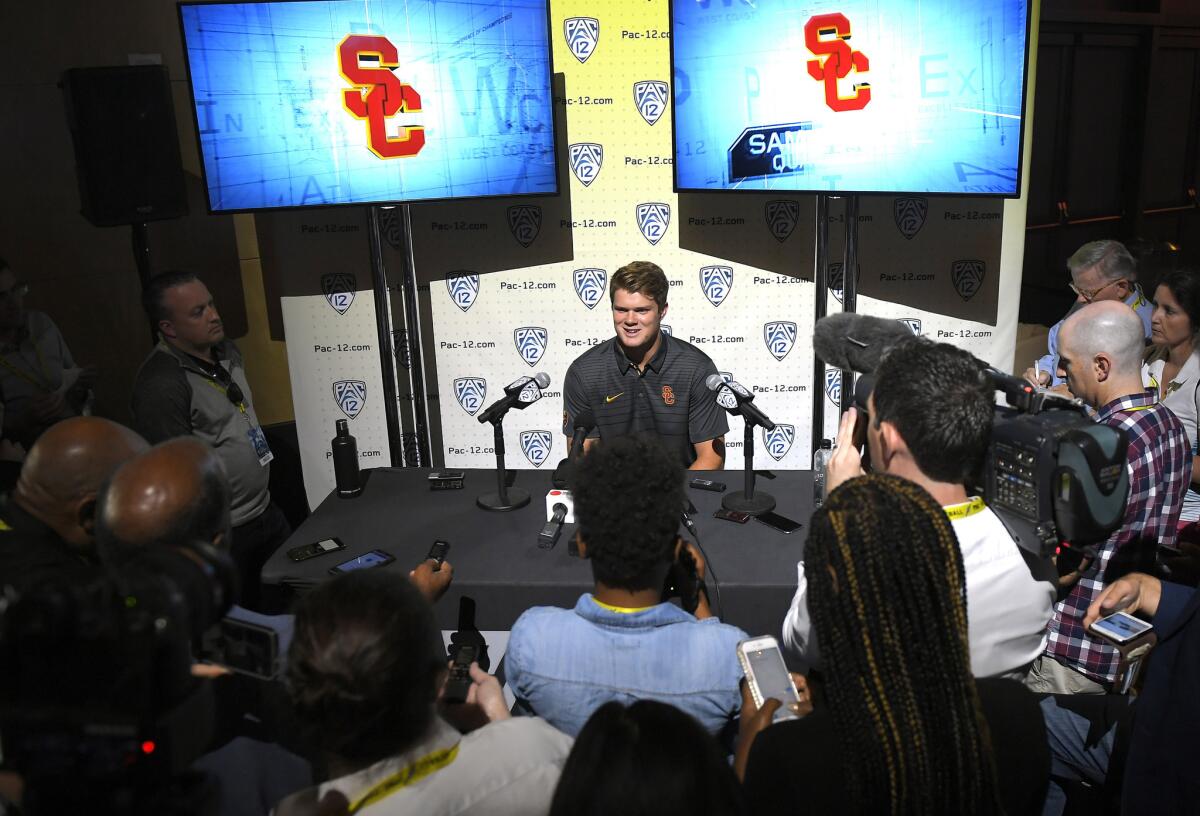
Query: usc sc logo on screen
806 13 871 112
338 35 426 159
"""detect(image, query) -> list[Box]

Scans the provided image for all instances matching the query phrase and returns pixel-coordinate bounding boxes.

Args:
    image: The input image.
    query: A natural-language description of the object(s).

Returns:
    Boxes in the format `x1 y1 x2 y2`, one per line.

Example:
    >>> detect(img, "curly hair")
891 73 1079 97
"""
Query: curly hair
872 337 993 486
285 570 445 766
805 473 1001 814
571 434 683 590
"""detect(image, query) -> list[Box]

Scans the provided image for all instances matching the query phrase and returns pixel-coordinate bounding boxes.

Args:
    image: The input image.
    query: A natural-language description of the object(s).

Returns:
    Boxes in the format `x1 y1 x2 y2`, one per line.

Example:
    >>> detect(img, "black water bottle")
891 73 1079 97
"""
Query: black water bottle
332 419 362 498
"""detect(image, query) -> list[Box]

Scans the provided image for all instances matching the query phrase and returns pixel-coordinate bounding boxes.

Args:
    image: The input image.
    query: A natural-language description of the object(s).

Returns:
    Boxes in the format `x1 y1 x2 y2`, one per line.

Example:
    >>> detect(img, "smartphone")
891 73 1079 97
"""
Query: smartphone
755 511 803 534
1089 611 1154 644
428 540 450 569
443 644 477 704
287 537 346 562
714 508 751 524
329 548 396 575
737 636 801 722
215 617 281 681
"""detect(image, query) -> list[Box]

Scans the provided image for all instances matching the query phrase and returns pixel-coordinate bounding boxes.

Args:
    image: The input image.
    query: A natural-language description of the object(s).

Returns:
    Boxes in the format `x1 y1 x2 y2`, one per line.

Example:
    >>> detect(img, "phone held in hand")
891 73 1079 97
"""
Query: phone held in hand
443 644 477 704
1089 611 1153 645
428 540 450 569
737 636 802 722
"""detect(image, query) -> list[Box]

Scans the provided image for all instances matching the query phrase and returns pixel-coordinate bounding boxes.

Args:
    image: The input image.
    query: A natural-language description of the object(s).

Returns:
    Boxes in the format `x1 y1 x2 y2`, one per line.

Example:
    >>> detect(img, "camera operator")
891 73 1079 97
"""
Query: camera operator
1029 301 1190 695
785 338 1055 679
504 434 747 738
0 416 146 594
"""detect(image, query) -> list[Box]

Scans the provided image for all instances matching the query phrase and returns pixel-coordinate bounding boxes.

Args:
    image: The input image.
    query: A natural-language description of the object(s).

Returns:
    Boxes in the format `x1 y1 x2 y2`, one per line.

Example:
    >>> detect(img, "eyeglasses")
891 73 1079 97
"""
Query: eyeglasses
1069 278 1124 303
0 283 29 303
213 364 244 406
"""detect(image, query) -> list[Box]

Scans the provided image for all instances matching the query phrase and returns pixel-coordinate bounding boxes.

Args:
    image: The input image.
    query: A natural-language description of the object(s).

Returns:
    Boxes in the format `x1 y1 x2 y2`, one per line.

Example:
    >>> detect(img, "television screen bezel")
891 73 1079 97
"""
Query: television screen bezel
666 0 1034 199
176 0 560 215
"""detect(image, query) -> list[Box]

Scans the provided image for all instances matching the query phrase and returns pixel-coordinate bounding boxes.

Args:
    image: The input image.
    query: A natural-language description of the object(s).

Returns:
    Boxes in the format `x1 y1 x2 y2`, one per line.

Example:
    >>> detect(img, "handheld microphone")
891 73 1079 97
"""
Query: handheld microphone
705 374 776 430
539 502 568 549
568 408 596 458
812 313 917 373
477 372 551 424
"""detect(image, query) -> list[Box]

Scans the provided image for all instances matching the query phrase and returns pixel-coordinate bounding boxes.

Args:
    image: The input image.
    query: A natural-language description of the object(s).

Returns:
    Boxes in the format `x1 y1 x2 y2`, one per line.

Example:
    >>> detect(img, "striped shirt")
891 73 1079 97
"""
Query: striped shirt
562 334 727 466
1044 389 1189 683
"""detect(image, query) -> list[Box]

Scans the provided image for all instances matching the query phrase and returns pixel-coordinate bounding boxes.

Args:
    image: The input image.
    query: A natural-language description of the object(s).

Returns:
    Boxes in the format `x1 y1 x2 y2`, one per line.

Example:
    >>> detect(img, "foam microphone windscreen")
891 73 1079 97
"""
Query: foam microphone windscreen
533 372 551 389
813 313 916 372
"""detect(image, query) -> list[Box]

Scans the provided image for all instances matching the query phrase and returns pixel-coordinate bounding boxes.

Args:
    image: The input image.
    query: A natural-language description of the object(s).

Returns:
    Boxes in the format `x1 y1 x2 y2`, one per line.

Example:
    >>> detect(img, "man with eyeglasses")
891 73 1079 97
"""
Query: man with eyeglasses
131 270 290 611
0 257 96 454
1022 240 1151 389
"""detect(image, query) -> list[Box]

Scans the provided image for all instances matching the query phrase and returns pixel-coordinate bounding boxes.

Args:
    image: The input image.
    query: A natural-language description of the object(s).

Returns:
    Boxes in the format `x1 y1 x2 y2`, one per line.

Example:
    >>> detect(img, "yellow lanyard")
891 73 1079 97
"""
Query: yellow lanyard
0 341 51 390
592 596 655 614
347 743 460 815
944 496 986 522
201 377 248 414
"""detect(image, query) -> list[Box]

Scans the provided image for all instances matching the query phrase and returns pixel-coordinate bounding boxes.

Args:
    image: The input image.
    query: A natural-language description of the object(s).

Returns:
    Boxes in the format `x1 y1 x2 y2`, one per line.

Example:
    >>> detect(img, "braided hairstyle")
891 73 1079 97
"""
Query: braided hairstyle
804 473 1002 814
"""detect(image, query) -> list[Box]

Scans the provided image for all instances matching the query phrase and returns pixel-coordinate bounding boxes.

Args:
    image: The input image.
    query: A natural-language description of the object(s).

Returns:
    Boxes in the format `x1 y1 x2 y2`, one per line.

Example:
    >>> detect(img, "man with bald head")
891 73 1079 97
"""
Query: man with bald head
0 416 147 593
1026 300 1190 694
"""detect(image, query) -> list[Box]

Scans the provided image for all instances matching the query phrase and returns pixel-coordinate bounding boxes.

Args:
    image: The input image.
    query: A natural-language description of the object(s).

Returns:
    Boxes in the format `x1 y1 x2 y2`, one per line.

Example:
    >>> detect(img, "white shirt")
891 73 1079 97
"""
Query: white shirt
285 716 572 816
782 501 1055 680
1144 353 1200 521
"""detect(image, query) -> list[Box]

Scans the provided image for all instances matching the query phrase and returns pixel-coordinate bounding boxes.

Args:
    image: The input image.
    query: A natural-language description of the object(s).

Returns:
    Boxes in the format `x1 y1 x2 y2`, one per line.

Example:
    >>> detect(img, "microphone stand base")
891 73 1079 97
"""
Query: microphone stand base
477 488 531 512
722 490 775 516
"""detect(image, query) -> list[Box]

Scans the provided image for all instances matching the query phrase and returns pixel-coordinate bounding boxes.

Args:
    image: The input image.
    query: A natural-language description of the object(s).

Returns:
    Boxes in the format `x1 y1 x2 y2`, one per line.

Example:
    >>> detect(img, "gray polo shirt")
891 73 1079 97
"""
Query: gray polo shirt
562 334 728 466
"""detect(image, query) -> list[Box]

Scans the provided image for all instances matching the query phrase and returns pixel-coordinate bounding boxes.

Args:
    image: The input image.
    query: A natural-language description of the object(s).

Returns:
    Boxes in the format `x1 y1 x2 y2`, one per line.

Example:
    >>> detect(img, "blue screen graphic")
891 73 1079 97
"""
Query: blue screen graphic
179 0 556 211
671 0 1029 196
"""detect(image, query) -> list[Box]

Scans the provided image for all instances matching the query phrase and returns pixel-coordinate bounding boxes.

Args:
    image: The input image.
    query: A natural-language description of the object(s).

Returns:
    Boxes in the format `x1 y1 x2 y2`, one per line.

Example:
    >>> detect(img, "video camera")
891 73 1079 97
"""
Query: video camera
0 541 236 816
818 313 1128 561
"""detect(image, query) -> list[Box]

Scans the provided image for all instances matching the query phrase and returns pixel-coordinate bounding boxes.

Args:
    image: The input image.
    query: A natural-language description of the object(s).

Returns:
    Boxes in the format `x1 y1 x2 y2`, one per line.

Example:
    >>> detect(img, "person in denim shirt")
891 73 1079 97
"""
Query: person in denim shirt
504 435 747 738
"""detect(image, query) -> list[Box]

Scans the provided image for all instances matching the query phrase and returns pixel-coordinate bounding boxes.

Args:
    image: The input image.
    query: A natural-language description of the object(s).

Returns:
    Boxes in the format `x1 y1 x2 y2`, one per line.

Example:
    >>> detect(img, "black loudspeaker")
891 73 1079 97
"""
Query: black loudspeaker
61 65 188 227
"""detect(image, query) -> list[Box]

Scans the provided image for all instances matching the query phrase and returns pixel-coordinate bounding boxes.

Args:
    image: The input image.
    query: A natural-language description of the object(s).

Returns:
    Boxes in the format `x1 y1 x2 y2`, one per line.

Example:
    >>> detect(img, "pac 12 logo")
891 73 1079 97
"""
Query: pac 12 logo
805 14 870 112
573 268 607 309
520 430 553 467
514 326 548 367
333 379 367 419
824 370 842 404
660 324 673 336
700 266 733 307
338 35 425 159
564 17 599 63
764 321 797 361
952 260 986 301
894 197 928 240
636 202 670 245
508 205 542 248
446 273 479 312
321 272 356 315
765 200 799 243
764 424 795 461
633 80 669 126
899 317 923 335
453 377 486 416
569 143 604 187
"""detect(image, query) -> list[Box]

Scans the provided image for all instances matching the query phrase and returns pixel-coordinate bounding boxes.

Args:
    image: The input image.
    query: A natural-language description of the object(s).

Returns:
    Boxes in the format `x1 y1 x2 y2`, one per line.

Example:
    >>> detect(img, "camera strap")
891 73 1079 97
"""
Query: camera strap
347 743 461 814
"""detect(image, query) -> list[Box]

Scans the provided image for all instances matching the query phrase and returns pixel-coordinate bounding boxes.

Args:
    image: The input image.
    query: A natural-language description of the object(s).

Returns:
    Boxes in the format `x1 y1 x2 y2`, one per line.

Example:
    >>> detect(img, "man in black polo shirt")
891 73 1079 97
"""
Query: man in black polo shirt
563 261 726 469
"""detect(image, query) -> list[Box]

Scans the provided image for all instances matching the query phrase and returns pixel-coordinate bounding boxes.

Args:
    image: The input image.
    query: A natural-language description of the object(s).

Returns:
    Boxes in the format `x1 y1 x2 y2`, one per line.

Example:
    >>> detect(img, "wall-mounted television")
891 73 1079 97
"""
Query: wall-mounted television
178 0 556 212
670 0 1031 197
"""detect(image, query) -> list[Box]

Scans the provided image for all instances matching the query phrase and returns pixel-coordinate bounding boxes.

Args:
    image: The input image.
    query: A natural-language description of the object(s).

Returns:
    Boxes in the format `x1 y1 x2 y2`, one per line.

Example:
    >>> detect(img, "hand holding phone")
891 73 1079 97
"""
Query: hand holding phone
428 540 451 570
1089 611 1154 645
737 636 803 722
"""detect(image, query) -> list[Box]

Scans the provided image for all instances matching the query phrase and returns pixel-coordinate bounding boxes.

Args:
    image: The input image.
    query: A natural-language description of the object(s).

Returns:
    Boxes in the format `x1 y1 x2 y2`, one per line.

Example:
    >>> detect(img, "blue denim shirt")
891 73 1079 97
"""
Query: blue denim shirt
504 594 748 737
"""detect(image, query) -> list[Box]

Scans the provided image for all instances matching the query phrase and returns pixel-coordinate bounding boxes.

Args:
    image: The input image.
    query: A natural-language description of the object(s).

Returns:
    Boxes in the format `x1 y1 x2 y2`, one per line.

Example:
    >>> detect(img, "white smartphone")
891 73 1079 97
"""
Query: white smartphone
737 636 802 722
1089 611 1154 644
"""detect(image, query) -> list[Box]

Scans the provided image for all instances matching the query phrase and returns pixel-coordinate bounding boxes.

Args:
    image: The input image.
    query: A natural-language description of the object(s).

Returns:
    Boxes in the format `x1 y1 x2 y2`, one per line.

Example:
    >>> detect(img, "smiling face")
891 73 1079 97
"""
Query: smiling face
1152 283 1194 349
611 287 666 356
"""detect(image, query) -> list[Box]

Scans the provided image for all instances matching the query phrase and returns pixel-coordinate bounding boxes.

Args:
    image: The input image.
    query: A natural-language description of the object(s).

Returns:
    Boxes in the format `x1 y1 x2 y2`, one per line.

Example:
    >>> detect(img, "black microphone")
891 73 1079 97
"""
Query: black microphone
705 374 776 430
538 502 568 549
477 372 551 424
813 313 917 373
568 408 596 458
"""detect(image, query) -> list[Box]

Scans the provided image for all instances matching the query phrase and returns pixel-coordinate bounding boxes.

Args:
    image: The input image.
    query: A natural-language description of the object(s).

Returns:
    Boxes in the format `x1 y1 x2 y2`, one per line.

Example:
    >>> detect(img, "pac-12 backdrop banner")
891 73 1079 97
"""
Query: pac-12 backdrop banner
420 0 1028 472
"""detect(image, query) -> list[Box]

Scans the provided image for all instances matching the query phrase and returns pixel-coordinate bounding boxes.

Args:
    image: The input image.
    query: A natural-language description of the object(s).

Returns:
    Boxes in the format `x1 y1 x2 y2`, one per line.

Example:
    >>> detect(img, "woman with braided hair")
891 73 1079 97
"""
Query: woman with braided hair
738 474 1049 815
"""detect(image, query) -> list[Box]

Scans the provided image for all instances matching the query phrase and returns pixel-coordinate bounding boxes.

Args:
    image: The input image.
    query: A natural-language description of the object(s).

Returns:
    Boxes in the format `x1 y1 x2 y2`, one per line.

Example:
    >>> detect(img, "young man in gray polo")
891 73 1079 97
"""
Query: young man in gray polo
562 261 726 469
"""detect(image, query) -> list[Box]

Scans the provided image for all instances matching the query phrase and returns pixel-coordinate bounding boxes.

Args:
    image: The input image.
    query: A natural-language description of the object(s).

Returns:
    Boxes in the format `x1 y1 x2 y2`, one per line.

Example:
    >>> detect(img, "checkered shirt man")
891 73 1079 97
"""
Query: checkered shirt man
1043 389 1189 684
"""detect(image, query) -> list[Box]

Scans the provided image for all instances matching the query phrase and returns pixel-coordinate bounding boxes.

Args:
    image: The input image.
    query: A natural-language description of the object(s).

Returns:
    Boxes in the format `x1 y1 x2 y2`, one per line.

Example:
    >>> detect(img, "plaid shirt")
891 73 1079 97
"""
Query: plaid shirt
1044 390 1190 683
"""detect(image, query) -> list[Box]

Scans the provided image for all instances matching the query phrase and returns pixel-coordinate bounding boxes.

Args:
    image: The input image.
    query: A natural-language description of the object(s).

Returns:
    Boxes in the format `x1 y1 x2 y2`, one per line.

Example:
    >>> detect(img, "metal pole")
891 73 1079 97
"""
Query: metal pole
396 204 433 466
367 207 404 467
812 196 830 450
840 195 860 415
131 222 157 344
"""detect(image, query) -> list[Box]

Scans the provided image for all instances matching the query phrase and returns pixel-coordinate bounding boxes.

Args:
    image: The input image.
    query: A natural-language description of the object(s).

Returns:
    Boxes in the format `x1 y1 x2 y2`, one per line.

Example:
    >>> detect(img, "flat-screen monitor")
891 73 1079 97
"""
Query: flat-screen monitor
178 0 556 212
670 0 1031 196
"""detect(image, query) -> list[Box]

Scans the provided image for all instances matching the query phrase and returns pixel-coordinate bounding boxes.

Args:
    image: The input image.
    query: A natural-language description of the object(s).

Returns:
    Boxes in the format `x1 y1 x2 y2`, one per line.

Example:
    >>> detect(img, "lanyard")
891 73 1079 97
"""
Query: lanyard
201 377 247 414
943 496 986 522
592 596 655 614
0 341 51 390
346 743 460 815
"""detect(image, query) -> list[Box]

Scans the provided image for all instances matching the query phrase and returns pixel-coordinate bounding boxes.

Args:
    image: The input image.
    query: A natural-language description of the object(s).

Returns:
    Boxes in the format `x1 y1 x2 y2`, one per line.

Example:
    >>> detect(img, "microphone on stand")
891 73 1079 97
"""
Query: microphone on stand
477 372 550 512
477 372 551 424
538 502 568 549
553 408 596 489
705 373 776 515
